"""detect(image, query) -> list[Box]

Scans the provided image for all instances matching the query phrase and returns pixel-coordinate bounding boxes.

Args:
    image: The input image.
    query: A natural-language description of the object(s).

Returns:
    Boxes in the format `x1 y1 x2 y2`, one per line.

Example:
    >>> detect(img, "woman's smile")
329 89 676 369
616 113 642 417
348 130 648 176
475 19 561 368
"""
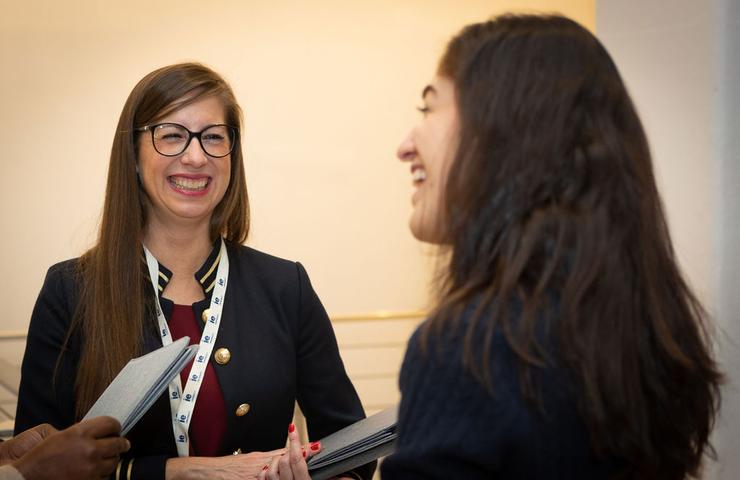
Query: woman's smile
168 174 211 195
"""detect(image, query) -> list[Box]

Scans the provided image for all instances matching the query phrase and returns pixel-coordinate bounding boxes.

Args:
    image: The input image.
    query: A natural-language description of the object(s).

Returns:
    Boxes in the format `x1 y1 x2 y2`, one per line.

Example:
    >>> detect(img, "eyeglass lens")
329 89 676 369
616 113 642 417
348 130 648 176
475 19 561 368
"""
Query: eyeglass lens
152 124 234 157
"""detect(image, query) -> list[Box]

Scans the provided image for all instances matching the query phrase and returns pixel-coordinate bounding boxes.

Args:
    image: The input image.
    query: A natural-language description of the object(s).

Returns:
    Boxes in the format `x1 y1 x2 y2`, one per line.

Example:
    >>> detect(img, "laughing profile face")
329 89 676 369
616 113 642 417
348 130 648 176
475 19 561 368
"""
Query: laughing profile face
397 75 459 244
137 95 232 230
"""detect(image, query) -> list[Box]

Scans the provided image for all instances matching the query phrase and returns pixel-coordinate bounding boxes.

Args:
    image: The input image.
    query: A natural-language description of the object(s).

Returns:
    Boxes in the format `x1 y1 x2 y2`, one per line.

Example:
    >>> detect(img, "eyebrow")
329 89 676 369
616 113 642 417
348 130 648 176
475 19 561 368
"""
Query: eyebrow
421 84 437 99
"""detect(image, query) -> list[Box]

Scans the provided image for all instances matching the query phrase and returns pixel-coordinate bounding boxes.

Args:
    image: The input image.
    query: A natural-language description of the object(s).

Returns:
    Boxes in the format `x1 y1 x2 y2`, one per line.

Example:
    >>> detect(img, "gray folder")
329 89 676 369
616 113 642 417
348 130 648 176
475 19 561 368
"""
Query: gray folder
307 405 398 480
82 336 197 435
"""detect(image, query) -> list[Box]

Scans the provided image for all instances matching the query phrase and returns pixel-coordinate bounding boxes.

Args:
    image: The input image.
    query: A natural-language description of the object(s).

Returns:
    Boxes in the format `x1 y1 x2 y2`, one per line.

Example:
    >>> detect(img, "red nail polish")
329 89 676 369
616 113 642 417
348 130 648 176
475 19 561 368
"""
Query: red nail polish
310 441 320 451
302 450 307 458
263 465 269 471
288 423 296 433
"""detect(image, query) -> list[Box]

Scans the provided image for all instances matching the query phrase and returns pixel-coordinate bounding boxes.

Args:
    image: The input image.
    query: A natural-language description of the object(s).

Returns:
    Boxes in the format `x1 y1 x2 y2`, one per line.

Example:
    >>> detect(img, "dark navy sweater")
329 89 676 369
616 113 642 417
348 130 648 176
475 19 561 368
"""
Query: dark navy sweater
381 309 620 479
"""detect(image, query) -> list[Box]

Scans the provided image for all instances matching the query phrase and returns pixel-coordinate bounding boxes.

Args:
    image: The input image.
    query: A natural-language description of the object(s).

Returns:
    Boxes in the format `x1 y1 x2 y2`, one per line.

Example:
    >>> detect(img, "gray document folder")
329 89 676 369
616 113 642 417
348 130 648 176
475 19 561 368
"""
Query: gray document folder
307 405 398 480
83 336 197 435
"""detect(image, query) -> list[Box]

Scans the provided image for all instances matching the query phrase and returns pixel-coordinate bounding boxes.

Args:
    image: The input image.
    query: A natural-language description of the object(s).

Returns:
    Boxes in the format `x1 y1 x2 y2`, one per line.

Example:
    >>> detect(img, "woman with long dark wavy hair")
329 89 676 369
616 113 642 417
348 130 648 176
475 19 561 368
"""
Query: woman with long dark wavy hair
381 14 722 480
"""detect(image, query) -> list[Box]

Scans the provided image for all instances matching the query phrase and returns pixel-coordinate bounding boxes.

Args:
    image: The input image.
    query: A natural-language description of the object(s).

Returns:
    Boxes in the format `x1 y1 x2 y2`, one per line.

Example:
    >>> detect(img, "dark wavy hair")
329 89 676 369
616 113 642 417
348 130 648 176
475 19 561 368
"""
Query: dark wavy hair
422 14 722 479
68 63 249 417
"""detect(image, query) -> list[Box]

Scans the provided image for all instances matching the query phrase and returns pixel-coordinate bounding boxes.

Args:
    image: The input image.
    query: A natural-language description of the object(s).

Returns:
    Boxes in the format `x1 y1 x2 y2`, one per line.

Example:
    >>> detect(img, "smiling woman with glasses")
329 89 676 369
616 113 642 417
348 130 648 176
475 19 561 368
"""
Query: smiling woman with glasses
15 63 372 480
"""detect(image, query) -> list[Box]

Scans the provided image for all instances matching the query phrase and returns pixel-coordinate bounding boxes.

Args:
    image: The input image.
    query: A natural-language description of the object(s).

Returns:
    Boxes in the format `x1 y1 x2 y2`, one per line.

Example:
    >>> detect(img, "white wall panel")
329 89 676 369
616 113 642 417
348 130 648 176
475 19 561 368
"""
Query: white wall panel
597 1 740 477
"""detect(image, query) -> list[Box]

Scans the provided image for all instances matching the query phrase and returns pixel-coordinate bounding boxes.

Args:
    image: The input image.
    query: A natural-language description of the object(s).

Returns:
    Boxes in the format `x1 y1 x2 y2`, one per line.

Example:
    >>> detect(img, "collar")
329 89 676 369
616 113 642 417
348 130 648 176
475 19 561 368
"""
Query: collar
145 238 223 297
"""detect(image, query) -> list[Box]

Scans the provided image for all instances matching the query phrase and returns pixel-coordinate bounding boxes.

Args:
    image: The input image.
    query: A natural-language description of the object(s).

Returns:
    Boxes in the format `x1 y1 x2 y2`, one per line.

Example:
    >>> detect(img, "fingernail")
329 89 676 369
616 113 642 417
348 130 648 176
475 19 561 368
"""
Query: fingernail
302 450 307 458
310 441 320 451
288 423 295 433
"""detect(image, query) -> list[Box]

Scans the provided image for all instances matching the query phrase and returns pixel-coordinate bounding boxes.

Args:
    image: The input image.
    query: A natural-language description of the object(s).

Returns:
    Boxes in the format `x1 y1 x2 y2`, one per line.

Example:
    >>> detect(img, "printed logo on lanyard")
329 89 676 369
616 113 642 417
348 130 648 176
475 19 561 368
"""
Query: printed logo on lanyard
143 239 229 457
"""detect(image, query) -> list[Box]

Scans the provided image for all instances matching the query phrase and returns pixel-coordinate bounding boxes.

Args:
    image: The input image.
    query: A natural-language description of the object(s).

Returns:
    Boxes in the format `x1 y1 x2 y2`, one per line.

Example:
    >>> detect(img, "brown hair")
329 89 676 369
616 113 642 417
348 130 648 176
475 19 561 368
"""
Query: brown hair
424 14 722 479
69 63 248 416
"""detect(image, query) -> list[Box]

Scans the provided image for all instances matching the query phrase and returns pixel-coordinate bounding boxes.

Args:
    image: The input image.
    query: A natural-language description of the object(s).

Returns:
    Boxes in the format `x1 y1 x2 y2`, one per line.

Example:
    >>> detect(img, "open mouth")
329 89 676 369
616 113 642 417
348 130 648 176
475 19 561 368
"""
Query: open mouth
411 166 427 185
168 176 210 192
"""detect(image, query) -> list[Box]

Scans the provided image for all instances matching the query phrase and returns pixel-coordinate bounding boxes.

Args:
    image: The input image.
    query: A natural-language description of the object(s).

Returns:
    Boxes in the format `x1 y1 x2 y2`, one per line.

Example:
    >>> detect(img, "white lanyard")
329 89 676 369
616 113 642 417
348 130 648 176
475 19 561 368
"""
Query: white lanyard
143 239 229 457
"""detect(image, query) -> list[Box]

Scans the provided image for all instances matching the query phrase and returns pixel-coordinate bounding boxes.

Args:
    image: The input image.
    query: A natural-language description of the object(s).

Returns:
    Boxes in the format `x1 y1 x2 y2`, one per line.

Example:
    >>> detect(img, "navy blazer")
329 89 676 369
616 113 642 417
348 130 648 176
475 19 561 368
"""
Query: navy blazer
15 243 373 479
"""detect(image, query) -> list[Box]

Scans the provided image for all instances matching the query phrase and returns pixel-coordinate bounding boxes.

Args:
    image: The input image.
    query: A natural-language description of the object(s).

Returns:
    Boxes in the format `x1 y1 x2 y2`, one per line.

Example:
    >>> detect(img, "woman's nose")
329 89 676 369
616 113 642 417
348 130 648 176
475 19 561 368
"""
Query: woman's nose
181 138 208 167
397 132 416 162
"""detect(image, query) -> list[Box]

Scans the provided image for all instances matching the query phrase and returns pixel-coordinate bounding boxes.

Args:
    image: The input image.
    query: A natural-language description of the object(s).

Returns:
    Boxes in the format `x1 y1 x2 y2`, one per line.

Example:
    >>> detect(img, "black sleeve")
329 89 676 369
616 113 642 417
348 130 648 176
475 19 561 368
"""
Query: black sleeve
293 262 376 480
15 262 79 433
379 327 510 480
113 456 167 480
15 263 172 480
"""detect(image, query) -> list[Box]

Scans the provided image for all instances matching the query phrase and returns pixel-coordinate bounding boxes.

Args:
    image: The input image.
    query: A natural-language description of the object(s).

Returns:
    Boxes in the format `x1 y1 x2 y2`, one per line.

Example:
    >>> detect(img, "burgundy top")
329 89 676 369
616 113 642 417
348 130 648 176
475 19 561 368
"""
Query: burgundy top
168 304 227 456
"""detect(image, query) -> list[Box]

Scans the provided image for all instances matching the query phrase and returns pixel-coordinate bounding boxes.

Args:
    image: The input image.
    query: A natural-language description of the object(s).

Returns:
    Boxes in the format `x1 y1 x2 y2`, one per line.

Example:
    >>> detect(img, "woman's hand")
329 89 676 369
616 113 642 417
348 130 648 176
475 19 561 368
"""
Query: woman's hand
258 423 321 480
167 448 285 480
166 432 318 480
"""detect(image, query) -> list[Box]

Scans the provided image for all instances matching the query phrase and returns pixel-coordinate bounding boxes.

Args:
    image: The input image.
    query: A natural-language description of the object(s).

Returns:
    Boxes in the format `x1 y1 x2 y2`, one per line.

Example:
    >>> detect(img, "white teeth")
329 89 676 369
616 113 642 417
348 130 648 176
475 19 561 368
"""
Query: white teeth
170 177 208 190
412 169 427 182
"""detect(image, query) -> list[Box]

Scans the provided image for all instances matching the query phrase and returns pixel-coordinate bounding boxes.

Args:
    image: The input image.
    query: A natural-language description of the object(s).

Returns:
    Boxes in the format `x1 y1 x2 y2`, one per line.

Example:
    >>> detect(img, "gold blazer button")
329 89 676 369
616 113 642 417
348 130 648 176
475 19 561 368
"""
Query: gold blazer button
214 348 231 365
201 308 211 323
235 403 251 417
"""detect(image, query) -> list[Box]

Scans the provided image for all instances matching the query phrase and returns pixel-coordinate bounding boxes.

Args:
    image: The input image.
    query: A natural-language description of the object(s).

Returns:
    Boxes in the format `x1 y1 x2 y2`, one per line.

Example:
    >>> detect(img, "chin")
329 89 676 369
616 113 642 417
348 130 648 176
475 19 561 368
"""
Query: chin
409 220 438 244
164 207 213 223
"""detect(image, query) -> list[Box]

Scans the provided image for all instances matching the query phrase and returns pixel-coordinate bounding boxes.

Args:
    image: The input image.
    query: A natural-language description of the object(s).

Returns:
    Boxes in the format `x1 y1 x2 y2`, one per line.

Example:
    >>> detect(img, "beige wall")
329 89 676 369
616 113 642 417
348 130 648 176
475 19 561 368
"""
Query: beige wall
0 1 594 365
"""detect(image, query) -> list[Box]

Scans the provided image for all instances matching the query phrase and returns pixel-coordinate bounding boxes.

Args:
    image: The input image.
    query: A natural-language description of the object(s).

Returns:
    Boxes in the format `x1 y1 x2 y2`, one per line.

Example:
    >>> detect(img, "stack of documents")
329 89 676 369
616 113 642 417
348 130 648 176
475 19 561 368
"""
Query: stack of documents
83 336 197 435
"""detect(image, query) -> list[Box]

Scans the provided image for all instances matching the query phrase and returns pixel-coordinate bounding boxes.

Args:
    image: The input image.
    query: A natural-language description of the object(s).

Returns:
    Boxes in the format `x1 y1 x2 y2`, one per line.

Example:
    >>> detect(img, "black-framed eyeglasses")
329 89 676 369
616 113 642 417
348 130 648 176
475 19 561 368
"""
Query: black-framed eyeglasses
136 123 238 158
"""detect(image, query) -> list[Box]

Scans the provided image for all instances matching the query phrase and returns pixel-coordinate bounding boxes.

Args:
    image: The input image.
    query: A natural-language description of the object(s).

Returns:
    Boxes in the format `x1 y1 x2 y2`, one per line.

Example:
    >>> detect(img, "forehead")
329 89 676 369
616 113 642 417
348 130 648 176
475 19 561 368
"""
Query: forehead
423 76 456 102
159 95 227 127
